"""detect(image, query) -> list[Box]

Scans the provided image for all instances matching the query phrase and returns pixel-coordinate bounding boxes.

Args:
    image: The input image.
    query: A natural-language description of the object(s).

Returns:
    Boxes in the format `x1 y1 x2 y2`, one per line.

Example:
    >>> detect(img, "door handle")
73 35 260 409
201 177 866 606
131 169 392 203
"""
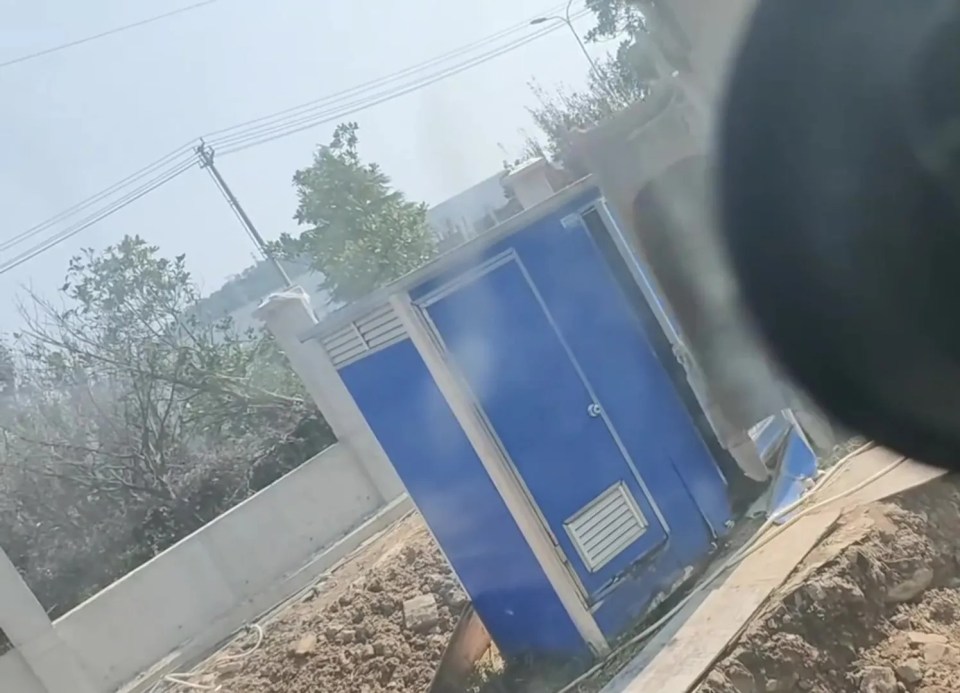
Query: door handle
587 402 602 418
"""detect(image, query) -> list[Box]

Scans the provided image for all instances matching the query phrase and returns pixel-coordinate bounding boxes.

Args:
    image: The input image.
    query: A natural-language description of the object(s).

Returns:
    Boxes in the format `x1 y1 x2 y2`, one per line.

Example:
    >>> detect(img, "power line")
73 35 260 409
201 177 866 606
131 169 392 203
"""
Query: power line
5 3 582 255
212 13 590 155
202 1 574 142
0 161 196 275
0 2 594 270
0 145 197 254
208 10 590 155
0 1 222 70
8 1 578 254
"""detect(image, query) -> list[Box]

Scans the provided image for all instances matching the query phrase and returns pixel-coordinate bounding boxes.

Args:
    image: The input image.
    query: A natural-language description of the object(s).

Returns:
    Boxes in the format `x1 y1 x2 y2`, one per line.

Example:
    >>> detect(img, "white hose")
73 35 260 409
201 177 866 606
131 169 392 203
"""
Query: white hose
159 674 220 691
153 624 264 692
558 442 904 693
216 624 264 661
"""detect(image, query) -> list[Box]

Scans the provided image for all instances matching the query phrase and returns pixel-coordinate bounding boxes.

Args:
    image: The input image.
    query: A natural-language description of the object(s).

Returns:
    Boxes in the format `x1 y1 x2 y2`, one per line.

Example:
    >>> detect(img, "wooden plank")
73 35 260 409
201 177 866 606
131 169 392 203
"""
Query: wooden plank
614 511 838 693
815 449 944 510
607 452 946 693
428 605 492 693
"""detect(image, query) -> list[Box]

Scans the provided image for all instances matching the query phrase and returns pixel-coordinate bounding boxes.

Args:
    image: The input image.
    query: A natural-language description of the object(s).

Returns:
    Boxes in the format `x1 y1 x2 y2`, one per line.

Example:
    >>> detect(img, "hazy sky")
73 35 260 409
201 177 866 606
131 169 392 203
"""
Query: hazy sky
0 0 615 329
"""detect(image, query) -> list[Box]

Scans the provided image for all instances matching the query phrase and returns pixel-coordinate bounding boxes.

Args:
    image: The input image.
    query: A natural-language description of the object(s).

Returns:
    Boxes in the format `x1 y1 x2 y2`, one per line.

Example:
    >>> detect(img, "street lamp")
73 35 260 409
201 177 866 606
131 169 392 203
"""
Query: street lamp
530 2 617 100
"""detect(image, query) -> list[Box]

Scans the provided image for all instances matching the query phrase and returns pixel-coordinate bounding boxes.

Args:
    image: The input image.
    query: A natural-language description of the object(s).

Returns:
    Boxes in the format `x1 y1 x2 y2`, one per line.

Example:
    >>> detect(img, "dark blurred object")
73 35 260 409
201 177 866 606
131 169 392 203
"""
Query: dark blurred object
719 0 960 469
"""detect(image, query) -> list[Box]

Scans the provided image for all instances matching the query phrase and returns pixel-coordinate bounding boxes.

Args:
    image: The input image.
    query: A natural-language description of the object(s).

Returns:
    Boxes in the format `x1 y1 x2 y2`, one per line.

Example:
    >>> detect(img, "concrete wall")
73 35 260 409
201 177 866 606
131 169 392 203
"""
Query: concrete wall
255 289 406 504
39 443 403 692
0 649 47 693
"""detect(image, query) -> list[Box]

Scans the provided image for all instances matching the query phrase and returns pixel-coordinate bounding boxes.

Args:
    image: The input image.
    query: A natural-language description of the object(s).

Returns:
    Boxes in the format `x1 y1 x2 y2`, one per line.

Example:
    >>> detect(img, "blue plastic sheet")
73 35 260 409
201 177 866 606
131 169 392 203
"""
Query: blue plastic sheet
767 429 818 524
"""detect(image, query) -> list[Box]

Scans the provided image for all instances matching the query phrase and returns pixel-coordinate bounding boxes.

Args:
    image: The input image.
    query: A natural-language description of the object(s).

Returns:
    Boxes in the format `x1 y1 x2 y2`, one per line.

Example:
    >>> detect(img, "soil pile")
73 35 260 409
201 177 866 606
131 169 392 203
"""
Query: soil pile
699 477 960 693
176 517 467 693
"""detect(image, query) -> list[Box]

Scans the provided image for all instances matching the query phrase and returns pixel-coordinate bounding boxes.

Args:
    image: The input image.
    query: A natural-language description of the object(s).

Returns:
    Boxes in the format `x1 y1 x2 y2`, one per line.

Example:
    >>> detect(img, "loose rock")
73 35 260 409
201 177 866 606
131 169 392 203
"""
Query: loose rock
290 633 317 657
923 642 950 664
403 594 440 632
169 516 470 693
859 666 897 693
896 658 923 684
907 632 948 646
887 568 935 604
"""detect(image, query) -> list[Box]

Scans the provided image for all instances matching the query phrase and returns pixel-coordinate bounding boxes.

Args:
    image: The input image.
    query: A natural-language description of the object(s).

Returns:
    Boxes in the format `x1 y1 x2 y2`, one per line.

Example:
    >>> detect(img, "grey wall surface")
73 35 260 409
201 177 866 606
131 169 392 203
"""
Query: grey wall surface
0 649 47 693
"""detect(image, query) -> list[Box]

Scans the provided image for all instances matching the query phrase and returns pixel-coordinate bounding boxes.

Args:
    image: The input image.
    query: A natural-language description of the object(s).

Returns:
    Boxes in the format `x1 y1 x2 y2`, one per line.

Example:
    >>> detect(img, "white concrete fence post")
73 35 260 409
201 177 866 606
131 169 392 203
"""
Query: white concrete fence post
0 547 97 693
255 288 405 503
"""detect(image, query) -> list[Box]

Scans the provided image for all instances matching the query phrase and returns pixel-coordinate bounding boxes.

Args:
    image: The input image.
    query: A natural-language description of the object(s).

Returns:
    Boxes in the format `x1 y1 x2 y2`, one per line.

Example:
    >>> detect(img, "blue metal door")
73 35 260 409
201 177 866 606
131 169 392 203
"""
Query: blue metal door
420 252 668 597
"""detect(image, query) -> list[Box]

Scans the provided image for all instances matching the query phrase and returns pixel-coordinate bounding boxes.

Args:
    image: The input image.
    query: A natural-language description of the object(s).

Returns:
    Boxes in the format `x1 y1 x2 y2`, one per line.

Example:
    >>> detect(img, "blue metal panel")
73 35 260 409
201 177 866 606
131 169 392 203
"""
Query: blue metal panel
511 213 733 541
378 187 732 643
423 255 669 596
338 339 587 658
410 191 605 300
592 546 687 636
548 209 734 633
413 189 730 553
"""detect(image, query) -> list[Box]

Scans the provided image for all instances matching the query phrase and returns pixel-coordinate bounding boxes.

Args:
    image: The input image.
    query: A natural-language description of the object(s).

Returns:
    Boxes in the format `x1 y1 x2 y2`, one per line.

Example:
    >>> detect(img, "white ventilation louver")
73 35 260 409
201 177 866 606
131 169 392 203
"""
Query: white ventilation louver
564 483 648 573
320 325 367 367
355 305 406 349
320 304 406 368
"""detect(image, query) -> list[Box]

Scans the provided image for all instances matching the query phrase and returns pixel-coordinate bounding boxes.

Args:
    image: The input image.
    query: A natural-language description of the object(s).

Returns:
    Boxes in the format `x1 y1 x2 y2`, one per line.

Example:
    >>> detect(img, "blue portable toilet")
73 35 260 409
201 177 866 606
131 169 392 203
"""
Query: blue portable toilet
300 179 738 660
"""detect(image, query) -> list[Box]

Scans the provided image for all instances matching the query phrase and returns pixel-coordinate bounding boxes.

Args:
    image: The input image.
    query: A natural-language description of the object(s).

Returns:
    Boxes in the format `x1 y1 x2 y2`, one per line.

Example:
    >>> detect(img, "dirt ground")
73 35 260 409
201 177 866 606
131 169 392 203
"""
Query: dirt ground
157 512 469 693
158 445 958 693
699 475 960 693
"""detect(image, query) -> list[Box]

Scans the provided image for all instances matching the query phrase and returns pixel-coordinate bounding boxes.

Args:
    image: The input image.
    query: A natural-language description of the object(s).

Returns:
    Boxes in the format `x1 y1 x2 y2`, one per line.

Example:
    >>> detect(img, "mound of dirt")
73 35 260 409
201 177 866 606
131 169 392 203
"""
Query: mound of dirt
699 477 960 693
188 518 467 693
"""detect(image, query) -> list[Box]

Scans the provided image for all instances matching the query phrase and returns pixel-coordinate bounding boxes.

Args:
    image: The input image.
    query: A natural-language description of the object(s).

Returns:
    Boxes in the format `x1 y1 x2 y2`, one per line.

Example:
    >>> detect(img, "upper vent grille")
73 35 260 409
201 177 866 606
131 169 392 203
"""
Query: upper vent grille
320 303 406 368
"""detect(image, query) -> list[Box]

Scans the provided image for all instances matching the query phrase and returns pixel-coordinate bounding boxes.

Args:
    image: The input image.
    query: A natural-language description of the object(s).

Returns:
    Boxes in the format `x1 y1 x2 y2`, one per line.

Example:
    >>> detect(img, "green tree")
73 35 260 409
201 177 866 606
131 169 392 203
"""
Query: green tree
585 0 693 72
274 122 438 303
10 236 315 512
524 50 649 167
585 0 647 42
1 236 333 614
523 0 697 167
0 341 16 399
20 236 306 434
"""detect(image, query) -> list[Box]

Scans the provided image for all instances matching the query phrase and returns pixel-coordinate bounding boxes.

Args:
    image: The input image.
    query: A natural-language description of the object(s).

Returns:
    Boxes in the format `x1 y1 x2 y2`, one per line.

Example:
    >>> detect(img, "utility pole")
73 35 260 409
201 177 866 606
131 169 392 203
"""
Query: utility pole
196 141 291 286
